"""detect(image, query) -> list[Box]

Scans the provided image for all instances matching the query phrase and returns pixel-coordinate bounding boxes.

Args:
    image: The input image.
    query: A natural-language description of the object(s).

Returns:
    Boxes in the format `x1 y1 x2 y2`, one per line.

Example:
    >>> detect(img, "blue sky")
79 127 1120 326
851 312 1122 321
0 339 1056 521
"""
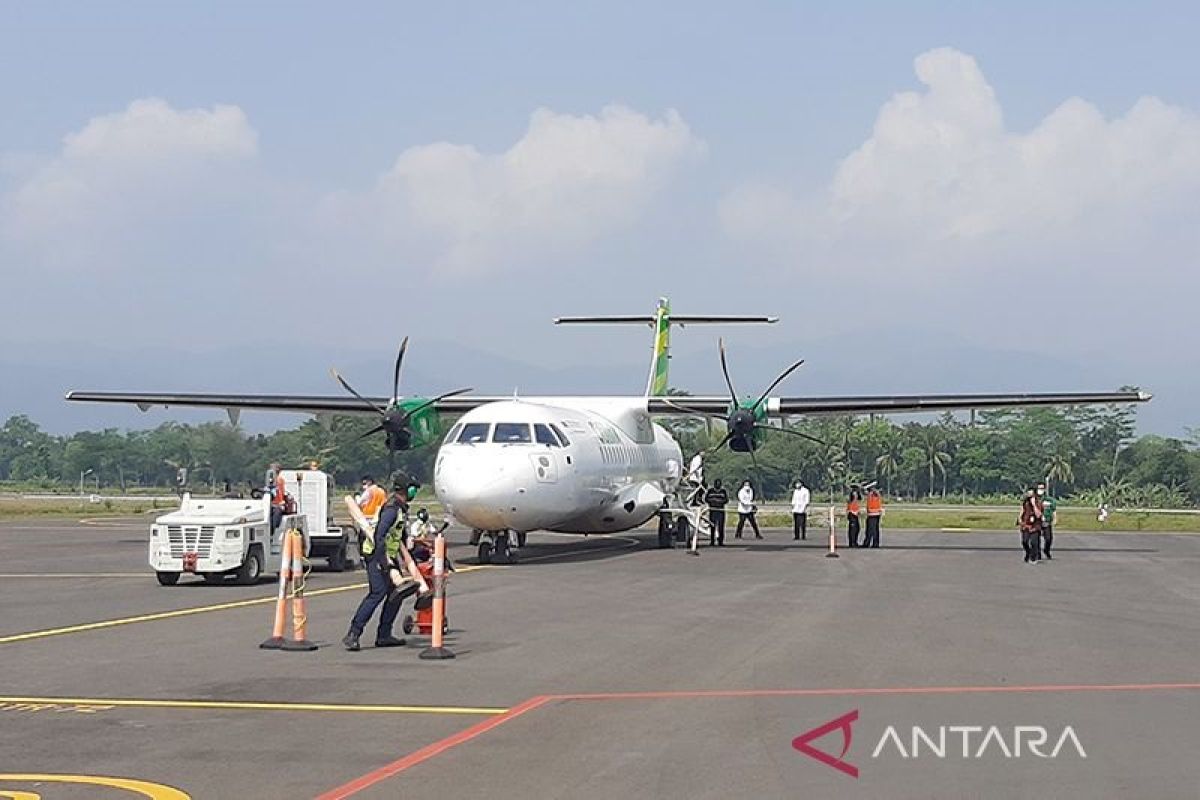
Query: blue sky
2 2 1198 432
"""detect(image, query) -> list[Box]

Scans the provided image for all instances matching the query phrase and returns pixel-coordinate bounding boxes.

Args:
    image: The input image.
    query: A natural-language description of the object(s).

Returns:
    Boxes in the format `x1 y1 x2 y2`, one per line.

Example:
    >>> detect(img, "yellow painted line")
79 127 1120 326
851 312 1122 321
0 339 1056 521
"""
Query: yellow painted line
0 582 367 645
0 773 189 799
941 527 973 532
0 695 506 716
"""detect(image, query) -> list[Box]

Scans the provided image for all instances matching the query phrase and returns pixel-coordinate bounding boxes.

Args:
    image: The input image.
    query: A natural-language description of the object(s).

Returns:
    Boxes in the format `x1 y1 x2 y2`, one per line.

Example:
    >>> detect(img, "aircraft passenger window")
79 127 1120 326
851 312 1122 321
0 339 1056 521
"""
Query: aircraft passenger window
457 423 491 444
534 424 559 447
493 423 532 444
550 423 571 446
442 423 463 445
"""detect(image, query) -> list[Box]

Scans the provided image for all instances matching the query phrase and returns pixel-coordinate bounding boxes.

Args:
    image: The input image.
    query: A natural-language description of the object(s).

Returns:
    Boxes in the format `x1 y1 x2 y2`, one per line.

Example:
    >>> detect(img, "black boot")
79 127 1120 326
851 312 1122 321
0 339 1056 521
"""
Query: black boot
375 635 406 648
342 632 361 652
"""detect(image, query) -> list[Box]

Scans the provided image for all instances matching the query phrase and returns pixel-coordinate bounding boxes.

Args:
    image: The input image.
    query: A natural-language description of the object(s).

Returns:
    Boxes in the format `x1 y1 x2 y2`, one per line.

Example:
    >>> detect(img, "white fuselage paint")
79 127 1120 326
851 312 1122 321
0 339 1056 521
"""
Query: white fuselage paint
434 399 684 534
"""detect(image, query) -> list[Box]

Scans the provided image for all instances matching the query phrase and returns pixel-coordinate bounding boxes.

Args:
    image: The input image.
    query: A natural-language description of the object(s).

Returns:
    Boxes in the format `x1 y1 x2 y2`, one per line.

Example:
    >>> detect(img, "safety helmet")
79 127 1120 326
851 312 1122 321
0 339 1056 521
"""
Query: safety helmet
417 508 429 522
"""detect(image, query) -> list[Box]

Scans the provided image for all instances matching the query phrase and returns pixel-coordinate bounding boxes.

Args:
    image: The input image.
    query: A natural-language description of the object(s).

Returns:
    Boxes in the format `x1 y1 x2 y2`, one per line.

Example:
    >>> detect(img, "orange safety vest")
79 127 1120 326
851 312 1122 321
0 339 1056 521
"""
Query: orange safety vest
362 485 387 518
271 475 287 508
847 499 861 515
866 494 883 516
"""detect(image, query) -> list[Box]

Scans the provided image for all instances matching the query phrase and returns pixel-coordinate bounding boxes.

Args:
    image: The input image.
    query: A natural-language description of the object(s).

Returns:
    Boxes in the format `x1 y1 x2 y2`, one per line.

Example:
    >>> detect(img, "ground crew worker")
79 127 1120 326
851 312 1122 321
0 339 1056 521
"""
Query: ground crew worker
735 480 762 539
268 462 286 534
791 480 810 540
863 488 883 548
1037 481 1057 559
1019 490 1043 564
343 479 410 651
846 489 862 547
705 479 729 546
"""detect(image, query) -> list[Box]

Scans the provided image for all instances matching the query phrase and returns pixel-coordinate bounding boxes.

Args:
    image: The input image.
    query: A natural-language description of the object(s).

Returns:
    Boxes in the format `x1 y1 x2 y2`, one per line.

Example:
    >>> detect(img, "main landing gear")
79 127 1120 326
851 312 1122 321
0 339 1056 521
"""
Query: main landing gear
476 530 521 565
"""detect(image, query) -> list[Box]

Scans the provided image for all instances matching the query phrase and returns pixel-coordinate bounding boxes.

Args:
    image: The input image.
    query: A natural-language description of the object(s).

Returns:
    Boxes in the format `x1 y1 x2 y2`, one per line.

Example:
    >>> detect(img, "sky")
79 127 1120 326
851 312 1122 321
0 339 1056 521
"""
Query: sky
2 2 1198 433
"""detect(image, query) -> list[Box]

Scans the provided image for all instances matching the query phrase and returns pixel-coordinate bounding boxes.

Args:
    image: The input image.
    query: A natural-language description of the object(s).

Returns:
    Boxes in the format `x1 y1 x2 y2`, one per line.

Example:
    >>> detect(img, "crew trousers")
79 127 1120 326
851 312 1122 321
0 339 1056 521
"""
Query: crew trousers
793 512 807 540
863 515 881 548
736 512 761 539
709 509 726 545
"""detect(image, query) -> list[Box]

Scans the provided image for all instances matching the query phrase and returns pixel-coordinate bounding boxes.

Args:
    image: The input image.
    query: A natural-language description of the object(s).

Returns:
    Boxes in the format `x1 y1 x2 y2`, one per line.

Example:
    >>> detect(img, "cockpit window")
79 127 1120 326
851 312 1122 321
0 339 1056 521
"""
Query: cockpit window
492 423 532 444
457 422 491 444
533 423 559 447
549 423 571 446
442 423 463 445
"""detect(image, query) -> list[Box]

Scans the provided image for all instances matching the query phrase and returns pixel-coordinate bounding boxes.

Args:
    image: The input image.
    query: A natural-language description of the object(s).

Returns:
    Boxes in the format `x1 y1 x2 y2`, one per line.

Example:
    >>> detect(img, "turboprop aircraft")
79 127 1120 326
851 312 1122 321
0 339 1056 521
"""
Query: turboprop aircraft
67 298 1149 563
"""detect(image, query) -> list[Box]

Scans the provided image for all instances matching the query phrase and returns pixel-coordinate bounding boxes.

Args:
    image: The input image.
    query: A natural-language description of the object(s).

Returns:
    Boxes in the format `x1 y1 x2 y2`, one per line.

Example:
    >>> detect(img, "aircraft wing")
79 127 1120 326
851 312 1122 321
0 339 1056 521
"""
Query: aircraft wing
64 391 506 418
649 390 1151 417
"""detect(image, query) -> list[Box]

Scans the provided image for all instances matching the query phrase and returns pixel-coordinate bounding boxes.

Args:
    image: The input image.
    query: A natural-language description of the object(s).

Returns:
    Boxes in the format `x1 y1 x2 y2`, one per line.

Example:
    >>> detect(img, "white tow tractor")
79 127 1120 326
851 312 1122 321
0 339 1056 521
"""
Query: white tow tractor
149 468 356 586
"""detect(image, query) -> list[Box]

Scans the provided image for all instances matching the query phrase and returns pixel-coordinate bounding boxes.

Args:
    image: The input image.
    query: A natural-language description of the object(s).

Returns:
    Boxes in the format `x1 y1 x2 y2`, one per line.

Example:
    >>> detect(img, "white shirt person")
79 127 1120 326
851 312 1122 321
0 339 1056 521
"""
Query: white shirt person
735 481 762 539
790 481 810 540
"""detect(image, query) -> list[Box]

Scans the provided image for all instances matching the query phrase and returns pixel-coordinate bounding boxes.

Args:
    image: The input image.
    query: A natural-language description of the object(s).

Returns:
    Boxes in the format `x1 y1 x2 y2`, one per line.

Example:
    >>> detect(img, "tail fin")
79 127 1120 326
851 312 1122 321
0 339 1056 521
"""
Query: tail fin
554 298 777 398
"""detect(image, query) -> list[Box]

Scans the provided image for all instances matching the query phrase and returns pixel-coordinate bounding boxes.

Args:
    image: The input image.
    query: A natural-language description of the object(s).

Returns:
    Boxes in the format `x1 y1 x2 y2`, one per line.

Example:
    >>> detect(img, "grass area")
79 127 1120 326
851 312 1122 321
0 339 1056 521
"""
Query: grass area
0 495 172 519
4 493 1197 532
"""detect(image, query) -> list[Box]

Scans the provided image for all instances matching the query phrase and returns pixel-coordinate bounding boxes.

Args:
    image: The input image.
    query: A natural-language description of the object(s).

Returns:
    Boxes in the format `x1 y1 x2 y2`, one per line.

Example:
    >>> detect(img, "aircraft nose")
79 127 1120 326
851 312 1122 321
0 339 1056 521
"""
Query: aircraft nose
436 448 533 530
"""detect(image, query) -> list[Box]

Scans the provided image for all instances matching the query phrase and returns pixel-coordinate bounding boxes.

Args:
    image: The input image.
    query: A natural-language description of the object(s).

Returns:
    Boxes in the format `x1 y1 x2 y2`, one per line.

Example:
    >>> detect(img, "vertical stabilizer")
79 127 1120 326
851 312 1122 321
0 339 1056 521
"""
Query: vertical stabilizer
646 297 671 397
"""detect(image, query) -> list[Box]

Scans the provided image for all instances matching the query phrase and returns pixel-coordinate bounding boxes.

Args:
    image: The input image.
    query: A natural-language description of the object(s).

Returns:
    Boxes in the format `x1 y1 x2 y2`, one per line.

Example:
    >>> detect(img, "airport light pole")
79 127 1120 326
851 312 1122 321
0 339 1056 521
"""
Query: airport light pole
79 468 93 496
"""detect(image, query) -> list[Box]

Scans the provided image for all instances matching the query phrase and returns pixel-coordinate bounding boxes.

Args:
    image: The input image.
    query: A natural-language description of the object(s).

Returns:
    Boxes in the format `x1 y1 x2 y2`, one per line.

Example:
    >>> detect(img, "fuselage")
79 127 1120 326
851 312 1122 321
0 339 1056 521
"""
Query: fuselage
435 398 684 534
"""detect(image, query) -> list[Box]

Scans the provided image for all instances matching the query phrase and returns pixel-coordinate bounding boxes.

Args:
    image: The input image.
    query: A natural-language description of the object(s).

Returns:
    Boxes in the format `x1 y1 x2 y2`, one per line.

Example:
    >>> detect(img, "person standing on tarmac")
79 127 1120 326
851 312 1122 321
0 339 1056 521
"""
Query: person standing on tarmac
736 480 763 539
343 480 410 651
1037 481 1057 559
846 488 862 548
656 497 675 549
705 479 729 546
863 488 884 548
790 480 810 540
1019 489 1043 564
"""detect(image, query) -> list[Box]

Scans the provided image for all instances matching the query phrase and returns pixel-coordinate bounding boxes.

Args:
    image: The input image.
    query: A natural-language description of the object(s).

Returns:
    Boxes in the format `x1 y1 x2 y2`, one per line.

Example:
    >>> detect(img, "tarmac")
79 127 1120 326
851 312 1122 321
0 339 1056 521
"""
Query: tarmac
1 517 1197 799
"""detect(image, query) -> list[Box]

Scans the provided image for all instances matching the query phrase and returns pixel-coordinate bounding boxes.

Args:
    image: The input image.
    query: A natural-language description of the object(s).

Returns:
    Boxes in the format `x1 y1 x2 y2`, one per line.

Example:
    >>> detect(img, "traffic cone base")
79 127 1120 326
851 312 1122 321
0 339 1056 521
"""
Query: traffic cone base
281 639 318 652
419 646 456 660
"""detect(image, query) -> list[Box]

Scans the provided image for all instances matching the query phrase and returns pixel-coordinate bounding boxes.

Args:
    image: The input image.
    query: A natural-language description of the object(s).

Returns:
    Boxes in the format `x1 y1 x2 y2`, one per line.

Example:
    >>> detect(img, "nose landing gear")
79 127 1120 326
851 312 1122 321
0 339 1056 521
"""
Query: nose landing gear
476 530 521 565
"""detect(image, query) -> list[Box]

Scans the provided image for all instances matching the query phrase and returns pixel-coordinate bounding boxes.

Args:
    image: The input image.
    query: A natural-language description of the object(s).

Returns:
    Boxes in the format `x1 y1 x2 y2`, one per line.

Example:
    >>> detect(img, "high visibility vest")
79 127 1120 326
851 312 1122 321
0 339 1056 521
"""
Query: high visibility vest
271 476 287 508
362 485 387 518
847 499 861 515
362 509 405 558
866 495 883 515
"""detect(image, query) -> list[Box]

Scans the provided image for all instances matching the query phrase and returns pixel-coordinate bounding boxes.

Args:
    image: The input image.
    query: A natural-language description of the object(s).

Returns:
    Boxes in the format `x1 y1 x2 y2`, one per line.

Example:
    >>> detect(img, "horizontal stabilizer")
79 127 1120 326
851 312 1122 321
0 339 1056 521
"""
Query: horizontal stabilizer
554 315 777 325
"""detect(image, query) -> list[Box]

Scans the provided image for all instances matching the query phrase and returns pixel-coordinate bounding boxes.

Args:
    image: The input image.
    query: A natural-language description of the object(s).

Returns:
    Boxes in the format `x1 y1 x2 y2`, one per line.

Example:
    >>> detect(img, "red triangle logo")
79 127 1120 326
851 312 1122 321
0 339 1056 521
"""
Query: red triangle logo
792 709 859 778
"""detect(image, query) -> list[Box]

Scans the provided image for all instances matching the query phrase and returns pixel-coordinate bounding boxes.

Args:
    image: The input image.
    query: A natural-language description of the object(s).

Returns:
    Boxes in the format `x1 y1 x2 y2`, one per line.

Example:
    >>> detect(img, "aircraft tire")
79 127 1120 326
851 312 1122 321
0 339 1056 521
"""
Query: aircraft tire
477 540 493 565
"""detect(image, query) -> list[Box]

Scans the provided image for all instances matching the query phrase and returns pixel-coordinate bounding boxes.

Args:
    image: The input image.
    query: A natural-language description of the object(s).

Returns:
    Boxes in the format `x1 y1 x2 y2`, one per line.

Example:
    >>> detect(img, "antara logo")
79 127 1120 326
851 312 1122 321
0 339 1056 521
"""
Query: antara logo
793 711 1087 778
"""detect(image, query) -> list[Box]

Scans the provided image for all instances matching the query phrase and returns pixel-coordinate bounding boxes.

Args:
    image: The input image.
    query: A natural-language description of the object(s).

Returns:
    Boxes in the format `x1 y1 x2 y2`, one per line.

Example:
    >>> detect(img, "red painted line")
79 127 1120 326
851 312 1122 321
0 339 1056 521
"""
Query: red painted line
315 681 1200 797
551 682 1200 702
314 695 552 800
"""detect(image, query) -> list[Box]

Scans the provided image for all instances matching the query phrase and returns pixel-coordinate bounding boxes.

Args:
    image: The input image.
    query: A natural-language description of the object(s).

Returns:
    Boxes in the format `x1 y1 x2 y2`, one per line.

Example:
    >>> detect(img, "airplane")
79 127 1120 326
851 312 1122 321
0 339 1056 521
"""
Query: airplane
67 298 1150 564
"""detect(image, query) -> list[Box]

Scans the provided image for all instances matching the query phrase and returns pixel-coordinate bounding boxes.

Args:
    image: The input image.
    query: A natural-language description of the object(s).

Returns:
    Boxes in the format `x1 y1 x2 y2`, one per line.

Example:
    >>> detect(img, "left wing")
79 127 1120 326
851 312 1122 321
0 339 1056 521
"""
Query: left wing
64 391 507 418
649 390 1151 417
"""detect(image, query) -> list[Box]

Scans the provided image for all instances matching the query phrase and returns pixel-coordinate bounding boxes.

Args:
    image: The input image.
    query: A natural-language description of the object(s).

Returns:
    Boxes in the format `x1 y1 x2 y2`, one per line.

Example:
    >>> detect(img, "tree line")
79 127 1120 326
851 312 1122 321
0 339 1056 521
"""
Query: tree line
2 391 1196 506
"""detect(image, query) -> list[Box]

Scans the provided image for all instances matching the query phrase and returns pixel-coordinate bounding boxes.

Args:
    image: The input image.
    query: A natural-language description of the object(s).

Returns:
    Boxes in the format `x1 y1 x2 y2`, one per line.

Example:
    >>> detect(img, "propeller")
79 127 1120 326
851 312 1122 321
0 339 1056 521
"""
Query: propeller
714 337 822 452
330 337 472 478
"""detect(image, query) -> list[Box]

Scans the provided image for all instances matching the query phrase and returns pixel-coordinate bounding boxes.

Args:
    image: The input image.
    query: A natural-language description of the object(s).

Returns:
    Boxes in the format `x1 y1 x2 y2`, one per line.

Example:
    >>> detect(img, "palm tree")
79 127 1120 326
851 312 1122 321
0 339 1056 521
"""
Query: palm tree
1043 453 1074 493
920 432 952 498
874 442 903 495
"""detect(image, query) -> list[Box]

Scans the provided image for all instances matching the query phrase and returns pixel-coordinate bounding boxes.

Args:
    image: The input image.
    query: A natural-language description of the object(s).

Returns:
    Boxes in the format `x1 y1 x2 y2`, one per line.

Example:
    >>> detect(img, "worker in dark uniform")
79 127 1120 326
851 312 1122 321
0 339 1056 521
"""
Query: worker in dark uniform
705 479 729 546
845 488 862 548
656 497 675 549
863 488 884 548
343 480 410 651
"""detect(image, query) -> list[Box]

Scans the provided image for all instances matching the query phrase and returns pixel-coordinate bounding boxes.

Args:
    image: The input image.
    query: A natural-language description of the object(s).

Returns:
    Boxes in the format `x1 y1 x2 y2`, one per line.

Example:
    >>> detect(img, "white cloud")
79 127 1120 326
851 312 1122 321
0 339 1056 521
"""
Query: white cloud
1 98 258 254
722 47 1200 261
324 104 706 273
